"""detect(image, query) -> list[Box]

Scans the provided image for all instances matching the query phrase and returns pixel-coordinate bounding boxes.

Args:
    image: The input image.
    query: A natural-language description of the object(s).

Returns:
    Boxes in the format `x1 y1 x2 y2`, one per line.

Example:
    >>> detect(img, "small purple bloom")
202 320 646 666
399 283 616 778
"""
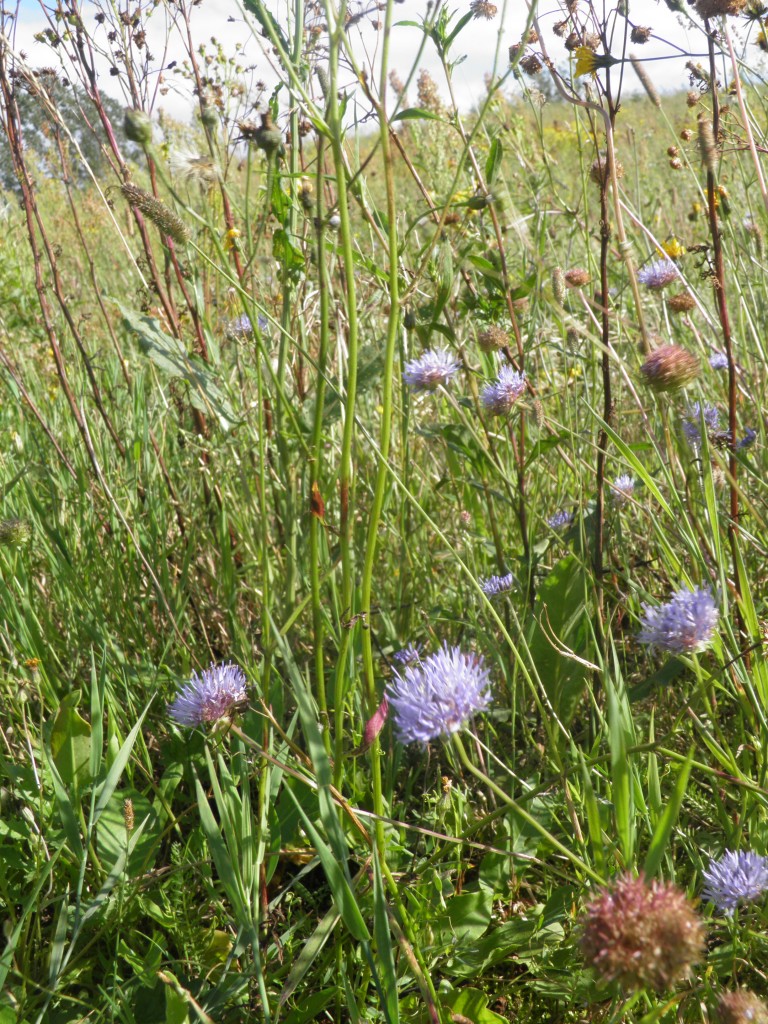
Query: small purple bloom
637 258 680 290
393 643 422 666
480 366 526 416
682 403 720 449
702 850 768 915
709 351 728 370
387 643 491 744
738 428 757 450
402 348 460 392
547 510 574 531
638 586 718 654
480 572 516 598
610 474 635 507
227 313 268 338
168 662 248 727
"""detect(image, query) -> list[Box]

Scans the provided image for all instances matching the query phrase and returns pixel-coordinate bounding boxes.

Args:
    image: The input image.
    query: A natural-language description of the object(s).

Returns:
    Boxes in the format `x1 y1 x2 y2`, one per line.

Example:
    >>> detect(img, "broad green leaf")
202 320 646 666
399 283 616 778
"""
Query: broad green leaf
96 789 161 876
643 748 694 879
49 691 91 797
485 137 504 188
392 107 445 123
442 988 507 1024
434 890 492 943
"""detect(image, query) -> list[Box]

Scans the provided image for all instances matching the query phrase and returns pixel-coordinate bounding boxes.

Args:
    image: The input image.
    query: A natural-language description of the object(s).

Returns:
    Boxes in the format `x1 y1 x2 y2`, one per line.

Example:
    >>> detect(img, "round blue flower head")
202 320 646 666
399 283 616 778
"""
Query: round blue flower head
402 348 460 392
683 403 720 449
709 351 728 370
168 662 248 727
547 509 574 531
702 850 768 916
387 643 491 744
480 572 516 598
393 643 422 666
610 474 635 507
480 366 526 416
638 586 718 654
637 258 680 290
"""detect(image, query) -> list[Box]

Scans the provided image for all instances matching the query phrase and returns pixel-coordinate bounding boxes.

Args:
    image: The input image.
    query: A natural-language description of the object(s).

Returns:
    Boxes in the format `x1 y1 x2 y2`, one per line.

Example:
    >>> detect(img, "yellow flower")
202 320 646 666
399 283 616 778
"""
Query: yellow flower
224 228 241 251
659 236 685 260
574 46 619 78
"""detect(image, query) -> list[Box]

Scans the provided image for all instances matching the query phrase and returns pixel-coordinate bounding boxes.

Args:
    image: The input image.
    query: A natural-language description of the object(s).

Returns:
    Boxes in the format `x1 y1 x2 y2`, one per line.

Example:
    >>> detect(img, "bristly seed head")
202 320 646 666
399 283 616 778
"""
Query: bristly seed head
640 344 699 392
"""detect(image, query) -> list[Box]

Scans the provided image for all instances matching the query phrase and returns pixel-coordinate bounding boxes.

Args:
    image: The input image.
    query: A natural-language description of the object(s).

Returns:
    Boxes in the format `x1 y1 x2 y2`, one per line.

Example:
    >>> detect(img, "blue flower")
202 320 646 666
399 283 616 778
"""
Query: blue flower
480 366 526 416
547 510 574 531
387 643 491 744
611 474 636 507
168 662 248 727
480 572 516 597
227 313 268 338
393 643 422 666
702 850 768 916
709 351 728 370
737 428 757 450
637 258 680 290
402 348 460 392
638 586 718 654
682 403 720 449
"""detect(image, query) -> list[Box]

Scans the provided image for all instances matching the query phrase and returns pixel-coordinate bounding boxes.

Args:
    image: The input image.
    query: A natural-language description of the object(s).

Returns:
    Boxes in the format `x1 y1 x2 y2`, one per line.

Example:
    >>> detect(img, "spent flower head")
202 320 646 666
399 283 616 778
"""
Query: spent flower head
701 850 768 915
168 662 248 728
403 348 460 392
580 873 705 992
638 257 680 290
640 345 699 392
387 643 491 744
480 366 526 416
638 585 719 654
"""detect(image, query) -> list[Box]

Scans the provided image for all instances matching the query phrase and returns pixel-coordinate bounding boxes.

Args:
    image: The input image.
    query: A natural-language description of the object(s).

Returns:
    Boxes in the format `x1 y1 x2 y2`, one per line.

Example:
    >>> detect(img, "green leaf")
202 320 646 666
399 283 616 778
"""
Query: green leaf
273 228 305 273
434 890 492 943
49 691 91 798
485 137 504 188
96 789 161 876
117 302 237 431
392 107 445 123
642 748 694 879
442 988 507 1024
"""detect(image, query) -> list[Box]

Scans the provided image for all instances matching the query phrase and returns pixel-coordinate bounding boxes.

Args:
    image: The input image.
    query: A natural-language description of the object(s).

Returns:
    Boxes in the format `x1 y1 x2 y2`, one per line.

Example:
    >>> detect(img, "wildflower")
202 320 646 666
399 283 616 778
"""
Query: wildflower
387 643 491 745
660 236 685 259
480 366 526 416
480 572 516 598
0 518 32 547
694 0 747 16
709 351 728 369
547 510 574 531
402 348 460 392
477 325 509 352
737 428 757 450
168 662 248 727
393 643 422 666
683 402 721 449
574 45 620 78
580 873 705 992
702 850 768 915
223 228 241 251
610 474 635 506
469 0 497 19
227 313 267 339
717 990 768 1024
637 258 680 290
640 345 699 392
638 585 719 654
355 695 389 755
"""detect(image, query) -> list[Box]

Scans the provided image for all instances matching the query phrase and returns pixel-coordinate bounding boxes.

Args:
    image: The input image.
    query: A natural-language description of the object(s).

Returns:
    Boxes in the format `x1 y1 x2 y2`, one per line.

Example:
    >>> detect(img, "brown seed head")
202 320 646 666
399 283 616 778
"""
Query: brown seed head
565 267 590 288
695 0 747 14
681 128 693 141
477 325 509 352
667 292 697 314
552 267 565 304
123 798 135 833
640 344 700 391
717 990 768 1024
631 26 652 43
520 54 543 76
580 873 705 992
590 153 624 186
553 19 568 36
469 0 498 19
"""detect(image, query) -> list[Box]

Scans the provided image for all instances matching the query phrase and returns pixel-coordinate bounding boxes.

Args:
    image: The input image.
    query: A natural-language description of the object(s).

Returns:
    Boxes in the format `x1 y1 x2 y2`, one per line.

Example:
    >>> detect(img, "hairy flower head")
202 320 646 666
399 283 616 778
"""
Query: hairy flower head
638 585 719 654
386 643 491 744
168 662 248 727
640 344 700 392
638 257 680 289
580 873 705 992
610 474 636 507
480 366 526 416
480 572 516 598
683 402 721 449
547 509 574 531
402 348 460 392
702 850 768 915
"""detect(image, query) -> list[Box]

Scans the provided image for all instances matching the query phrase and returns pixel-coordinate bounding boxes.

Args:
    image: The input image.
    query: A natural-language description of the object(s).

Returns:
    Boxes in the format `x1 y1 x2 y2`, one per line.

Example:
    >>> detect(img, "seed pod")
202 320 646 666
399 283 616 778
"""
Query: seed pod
123 107 152 145
255 113 283 156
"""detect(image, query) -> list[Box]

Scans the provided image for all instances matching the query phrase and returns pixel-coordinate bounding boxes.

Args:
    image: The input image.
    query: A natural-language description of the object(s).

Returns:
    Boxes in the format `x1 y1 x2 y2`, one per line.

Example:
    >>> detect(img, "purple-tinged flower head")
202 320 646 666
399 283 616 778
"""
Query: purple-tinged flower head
393 643 422 666
640 344 699 392
402 348 460 392
702 850 768 916
480 572 516 598
638 585 718 654
547 509 574 531
737 428 757 450
683 402 721 449
480 366 526 417
386 643 491 744
638 257 680 290
580 873 705 992
717 989 768 1024
227 313 268 339
168 662 248 727
709 351 728 370
610 474 636 507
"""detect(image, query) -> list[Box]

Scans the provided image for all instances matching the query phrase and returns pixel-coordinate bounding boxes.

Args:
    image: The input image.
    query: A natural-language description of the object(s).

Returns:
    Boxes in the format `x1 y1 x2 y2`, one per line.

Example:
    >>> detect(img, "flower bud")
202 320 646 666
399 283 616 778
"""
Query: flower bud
123 107 152 146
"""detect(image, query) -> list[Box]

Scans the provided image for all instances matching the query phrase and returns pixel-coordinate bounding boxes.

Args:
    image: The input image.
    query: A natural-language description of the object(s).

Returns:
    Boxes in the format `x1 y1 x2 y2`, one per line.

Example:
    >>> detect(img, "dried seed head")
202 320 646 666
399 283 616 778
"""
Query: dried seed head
631 25 652 43
520 54 543 76
123 798 135 833
417 69 443 113
469 0 498 19
580 873 705 992
552 267 566 304
695 0 747 15
717 990 768 1024
565 267 590 288
477 325 509 352
120 183 190 245
667 292 697 314
553 19 568 36
681 128 693 141
670 157 683 170
640 344 700 391
698 116 717 172
564 31 581 52
630 55 661 106
590 152 624 186
687 90 701 107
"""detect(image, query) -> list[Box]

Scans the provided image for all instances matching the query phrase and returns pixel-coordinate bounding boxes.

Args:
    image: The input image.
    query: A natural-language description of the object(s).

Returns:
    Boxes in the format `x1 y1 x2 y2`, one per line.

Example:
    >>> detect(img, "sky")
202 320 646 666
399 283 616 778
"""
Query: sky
4 0 760 125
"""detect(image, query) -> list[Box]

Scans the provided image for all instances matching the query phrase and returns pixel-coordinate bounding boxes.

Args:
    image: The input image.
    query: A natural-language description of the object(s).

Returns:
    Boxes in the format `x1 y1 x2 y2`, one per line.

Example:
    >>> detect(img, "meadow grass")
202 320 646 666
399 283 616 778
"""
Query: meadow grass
2 0 768 1021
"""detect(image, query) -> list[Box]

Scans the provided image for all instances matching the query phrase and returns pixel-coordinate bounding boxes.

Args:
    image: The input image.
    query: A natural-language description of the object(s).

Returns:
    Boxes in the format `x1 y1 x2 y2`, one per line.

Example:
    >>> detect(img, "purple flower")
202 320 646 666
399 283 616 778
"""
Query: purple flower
610 474 635 507
227 313 268 338
702 850 768 915
682 402 720 449
386 643 491 744
480 572 516 597
402 348 460 392
637 258 680 290
738 428 757 450
393 643 422 666
709 351 728 370
638 586 718 654
547 510 574 531
480 366 526 416
168 662 248 727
